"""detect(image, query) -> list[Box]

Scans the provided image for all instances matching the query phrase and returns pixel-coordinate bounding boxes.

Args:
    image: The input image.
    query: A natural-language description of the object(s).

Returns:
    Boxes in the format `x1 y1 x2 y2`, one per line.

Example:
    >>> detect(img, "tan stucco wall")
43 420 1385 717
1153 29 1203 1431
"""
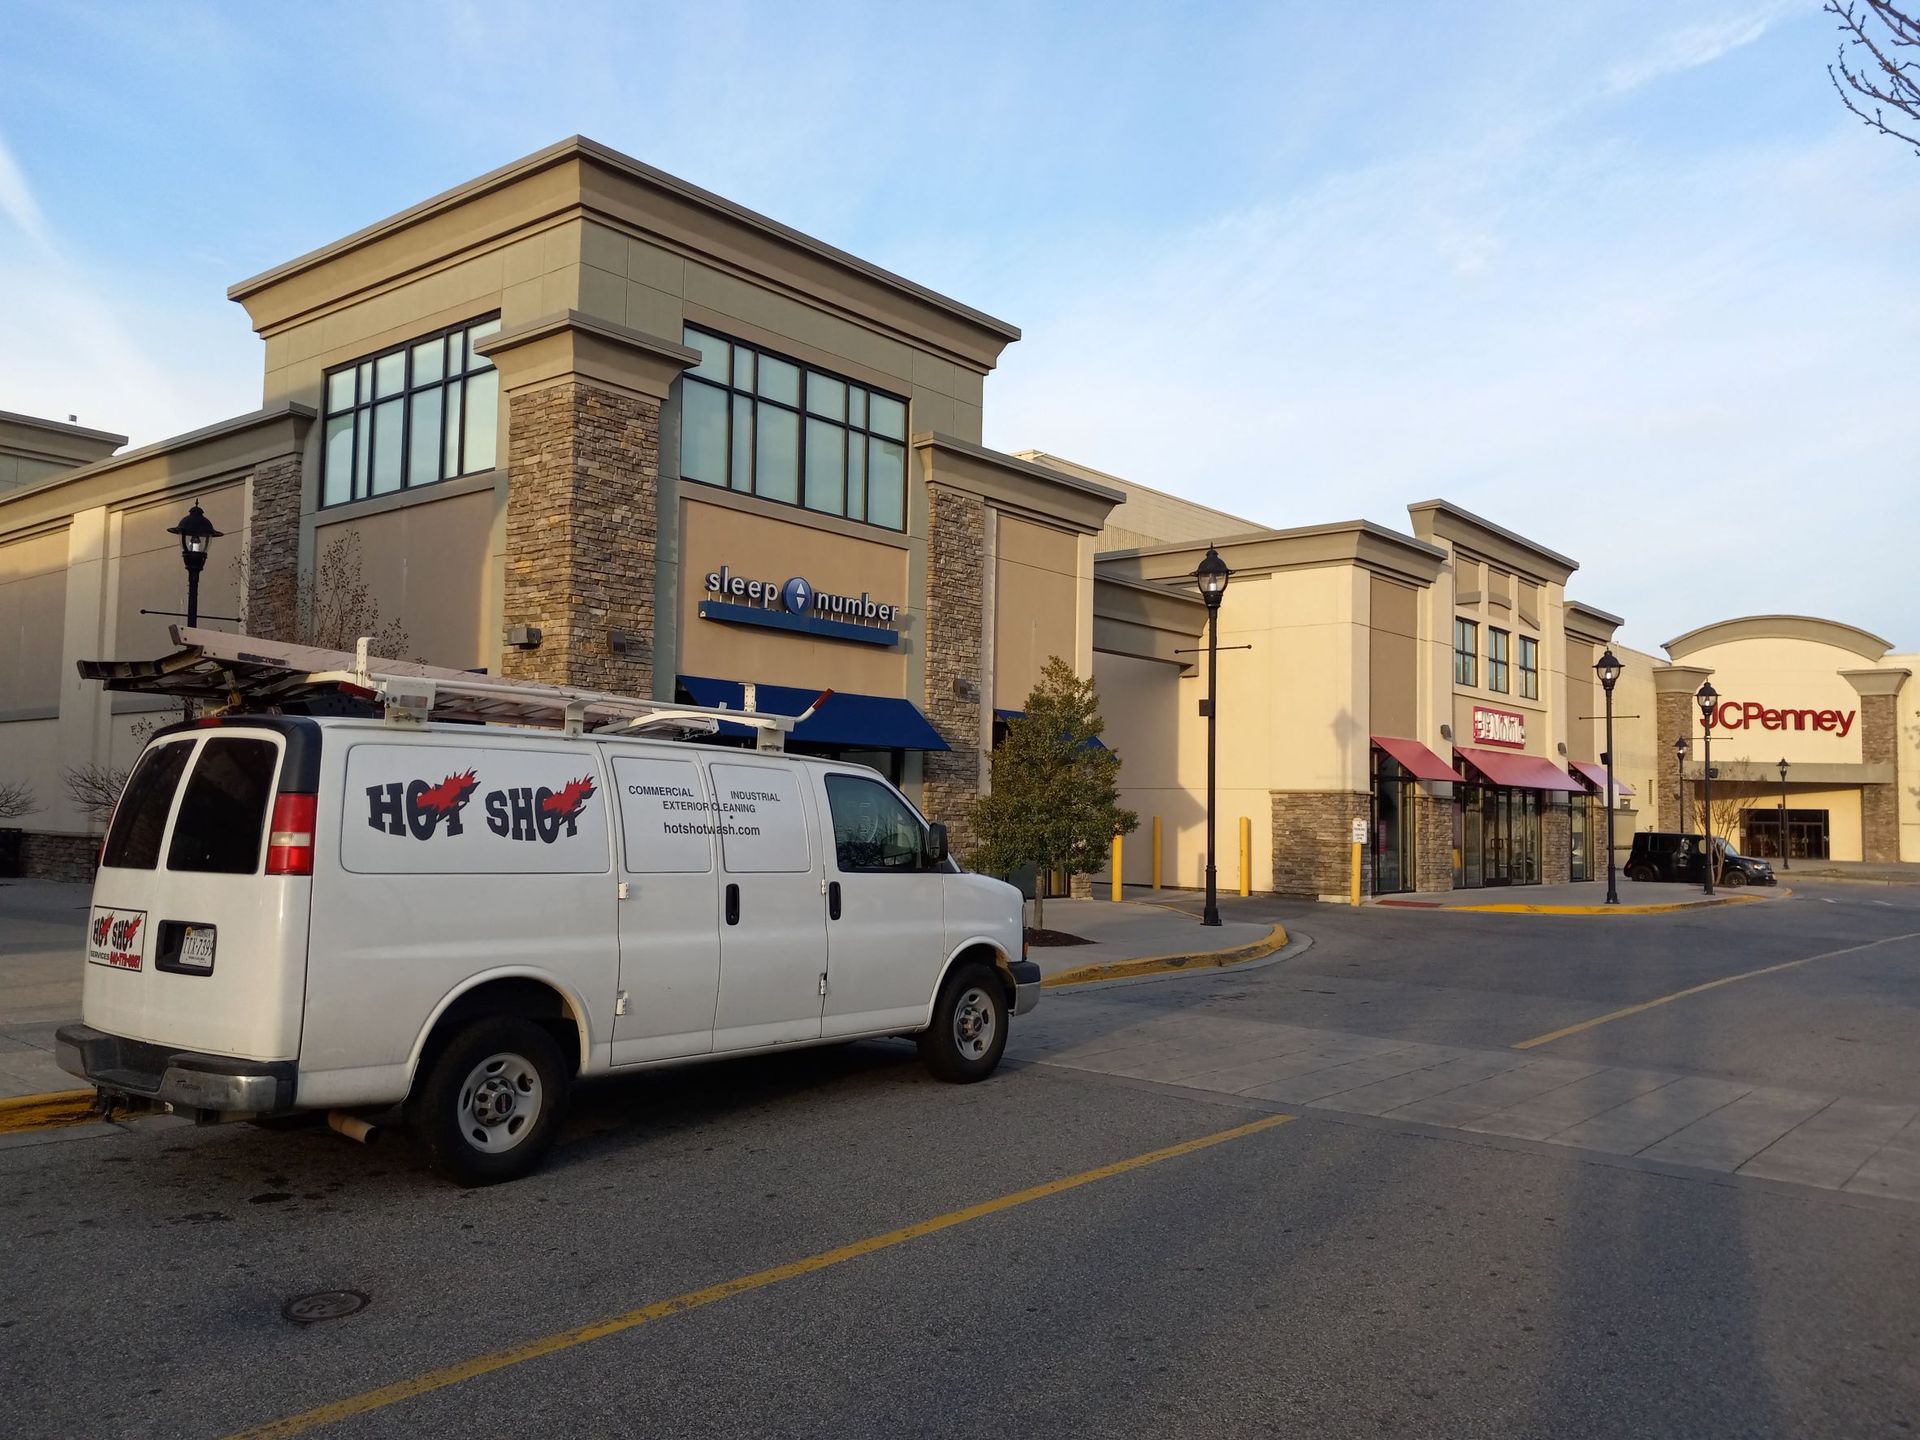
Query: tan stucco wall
1369 576 1419 739
993 514 1079 707
112 486 247 664
676 494 910 695
1610 645 1662 833
312 486 495 670
0 528 70 714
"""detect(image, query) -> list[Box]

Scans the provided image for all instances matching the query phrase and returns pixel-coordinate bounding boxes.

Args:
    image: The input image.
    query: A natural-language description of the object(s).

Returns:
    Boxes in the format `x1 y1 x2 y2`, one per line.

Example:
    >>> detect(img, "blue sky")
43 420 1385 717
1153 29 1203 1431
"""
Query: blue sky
2 0 1915 651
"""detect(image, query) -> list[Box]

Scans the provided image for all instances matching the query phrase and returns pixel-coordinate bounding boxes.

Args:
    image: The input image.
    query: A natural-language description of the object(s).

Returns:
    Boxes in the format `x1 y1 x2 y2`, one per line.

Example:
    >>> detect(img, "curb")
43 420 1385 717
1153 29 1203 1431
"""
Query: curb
1375 888 1791 916
1040 923 1291 988
0 1089 99 1137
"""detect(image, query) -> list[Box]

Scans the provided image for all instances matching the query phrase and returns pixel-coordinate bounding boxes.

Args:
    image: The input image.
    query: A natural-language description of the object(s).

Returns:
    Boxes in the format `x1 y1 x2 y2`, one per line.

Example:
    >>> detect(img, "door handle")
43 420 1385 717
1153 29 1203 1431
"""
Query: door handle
725 883 740 926
828 881 841 921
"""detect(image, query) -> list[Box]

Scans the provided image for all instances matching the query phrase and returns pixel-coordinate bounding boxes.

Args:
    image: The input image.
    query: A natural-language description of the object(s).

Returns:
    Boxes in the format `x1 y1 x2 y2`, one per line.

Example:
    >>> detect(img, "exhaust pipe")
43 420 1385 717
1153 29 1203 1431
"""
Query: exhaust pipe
326 1111 378 1145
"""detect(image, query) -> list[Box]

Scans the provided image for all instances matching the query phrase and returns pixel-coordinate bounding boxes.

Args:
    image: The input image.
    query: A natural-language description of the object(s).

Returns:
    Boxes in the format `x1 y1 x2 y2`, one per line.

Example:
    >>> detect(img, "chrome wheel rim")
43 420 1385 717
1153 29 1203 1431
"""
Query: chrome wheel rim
459 1051 542 1153
952 987 997 1061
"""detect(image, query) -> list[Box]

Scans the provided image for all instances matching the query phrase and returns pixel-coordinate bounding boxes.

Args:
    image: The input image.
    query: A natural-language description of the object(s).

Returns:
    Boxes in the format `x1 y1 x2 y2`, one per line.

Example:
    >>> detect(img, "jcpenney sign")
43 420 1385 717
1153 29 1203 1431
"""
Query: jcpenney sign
1713 701 1856 737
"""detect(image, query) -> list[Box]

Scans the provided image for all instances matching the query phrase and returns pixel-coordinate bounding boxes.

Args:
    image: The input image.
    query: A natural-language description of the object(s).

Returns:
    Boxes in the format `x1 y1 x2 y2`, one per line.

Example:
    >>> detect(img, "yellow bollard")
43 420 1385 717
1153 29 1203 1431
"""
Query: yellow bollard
1238 816 1251 897
1111 832 1123 902
1151 816 1163 890
1350 841 1362 906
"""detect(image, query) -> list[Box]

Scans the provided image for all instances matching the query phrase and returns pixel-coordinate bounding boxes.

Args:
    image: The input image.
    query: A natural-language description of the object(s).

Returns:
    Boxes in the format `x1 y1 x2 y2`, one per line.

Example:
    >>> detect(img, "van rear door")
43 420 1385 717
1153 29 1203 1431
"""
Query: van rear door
83 722 314 1062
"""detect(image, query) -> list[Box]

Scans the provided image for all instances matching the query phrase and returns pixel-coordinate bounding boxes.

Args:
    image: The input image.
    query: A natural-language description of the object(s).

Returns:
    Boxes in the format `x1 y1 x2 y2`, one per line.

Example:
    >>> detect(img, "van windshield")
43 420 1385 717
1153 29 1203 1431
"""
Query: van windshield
101 741 193 870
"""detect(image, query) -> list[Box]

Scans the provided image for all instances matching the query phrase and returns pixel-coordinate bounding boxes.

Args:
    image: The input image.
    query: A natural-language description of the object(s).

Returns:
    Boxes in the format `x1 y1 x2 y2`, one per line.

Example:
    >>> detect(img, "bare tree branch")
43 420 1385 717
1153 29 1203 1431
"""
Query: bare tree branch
1826 1 1920 154
0 779 39 821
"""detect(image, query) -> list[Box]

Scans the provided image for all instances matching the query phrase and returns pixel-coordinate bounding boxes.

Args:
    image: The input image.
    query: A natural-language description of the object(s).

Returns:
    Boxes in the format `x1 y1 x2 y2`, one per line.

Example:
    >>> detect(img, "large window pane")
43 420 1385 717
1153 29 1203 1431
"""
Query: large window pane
323 415 355 506
354 417 370 501
846 436 866 521
467 317 501 369
409 388 443 486
730 394 754 491
848 386 867 429
462 371 499 473
374 351 406 398
806 374 846 421
370 398 404 494
681 380 729 486
411 338 444 386
447 330 467 375
757 354 800 406
326 370 356 415
867 437 905 529
805 419 846 514
442 381 464 478
756 404 799 503
733 347 754 392
683 326 729 384
868 393 905 440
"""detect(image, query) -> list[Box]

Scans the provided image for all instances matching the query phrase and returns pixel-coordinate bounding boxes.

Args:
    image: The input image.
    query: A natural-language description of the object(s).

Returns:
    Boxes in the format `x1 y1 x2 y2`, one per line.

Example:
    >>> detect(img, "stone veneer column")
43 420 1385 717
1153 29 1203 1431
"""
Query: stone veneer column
1413 792 1455 892
243 453 305 641
921 483 987 856
1541 800 1572 884
497 381 658 692
1652 665 1713 831
1270 791 1372 900
476 312 697 695
1843 668 1911 863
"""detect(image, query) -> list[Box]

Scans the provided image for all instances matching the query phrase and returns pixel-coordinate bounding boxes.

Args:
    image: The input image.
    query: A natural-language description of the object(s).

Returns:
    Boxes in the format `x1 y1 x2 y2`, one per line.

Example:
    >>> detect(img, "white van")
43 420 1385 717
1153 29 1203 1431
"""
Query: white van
58 712 1037 1185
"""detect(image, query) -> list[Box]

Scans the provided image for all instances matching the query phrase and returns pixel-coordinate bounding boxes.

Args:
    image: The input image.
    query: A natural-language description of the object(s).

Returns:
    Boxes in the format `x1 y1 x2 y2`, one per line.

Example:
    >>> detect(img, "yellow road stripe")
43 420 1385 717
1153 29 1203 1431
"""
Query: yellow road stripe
226 1111 1295 1440
1514 930 1920 1050
0 1089 97 1136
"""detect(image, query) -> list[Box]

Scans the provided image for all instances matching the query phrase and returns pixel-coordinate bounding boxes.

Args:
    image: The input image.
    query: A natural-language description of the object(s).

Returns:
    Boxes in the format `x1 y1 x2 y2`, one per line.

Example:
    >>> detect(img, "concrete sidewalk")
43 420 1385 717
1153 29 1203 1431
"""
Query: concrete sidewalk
1024 898 1277 980
1368 879 1787 914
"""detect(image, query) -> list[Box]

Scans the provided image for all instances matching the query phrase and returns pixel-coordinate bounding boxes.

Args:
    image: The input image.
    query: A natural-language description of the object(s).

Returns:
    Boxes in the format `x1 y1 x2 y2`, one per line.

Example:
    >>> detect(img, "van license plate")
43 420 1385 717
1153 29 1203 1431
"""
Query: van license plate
177 926 216 972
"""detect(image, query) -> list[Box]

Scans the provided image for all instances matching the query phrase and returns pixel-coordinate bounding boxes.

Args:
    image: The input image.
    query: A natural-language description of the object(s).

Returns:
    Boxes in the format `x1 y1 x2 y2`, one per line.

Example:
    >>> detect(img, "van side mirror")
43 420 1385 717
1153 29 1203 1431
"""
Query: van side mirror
923 822 949 867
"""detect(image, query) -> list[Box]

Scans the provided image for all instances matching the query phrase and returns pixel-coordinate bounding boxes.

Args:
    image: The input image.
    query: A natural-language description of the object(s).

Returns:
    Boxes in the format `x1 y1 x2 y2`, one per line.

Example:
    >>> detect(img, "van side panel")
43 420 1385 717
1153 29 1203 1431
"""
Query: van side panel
298 733 617 1105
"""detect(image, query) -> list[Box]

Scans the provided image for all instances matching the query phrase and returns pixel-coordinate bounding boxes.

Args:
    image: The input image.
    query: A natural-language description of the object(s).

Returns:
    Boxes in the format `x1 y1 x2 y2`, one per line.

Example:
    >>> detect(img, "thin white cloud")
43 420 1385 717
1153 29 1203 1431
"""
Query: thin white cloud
1603 2 1798 93
0 132 52 251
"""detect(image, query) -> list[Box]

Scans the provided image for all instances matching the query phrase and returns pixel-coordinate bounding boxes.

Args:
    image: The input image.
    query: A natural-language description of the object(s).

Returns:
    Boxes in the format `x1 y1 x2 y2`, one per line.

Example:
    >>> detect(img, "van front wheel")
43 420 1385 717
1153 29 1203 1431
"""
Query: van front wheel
408 1015 566 1187
918 962 1009 1084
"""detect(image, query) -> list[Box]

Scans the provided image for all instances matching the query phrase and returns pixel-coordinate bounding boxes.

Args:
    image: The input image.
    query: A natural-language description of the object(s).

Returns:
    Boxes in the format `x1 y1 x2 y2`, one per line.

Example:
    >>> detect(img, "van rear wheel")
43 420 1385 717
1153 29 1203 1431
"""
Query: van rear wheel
408 1015 566 1187
918 962 1009 1084
1628 864 1655 882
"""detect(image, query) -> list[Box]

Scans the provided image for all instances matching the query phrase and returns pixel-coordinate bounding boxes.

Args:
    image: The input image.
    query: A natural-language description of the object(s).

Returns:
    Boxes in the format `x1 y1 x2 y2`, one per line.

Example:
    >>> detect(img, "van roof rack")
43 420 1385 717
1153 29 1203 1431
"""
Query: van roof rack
76 627 827 750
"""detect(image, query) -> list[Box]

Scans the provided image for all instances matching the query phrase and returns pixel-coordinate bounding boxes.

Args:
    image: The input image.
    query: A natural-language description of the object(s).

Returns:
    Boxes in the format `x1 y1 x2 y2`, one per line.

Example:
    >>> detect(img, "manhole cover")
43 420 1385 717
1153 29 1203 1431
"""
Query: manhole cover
282 1289 370 1325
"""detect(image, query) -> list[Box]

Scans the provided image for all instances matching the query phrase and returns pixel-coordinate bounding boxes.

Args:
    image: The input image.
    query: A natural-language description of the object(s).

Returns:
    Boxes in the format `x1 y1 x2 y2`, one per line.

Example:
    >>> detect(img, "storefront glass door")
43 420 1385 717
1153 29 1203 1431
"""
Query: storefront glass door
1569 798 1589 882
1455 785 1544 887
1741 808 1830 861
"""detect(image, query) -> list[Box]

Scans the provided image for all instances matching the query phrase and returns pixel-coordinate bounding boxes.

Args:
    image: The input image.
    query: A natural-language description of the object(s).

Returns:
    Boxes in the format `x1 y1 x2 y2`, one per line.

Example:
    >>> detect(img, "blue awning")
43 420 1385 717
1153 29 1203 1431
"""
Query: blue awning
992 707 1106 749
678 676 948 752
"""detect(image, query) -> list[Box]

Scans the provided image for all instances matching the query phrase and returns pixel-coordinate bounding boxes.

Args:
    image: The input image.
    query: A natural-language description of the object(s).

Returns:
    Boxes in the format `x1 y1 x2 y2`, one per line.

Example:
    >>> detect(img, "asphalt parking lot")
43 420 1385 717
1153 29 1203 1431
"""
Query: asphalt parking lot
3 879 1917 1438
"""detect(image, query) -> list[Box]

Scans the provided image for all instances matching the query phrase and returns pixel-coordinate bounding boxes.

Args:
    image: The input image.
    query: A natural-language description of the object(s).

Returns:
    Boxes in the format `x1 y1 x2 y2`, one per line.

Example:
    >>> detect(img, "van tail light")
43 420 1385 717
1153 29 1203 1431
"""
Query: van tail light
266 794 317 876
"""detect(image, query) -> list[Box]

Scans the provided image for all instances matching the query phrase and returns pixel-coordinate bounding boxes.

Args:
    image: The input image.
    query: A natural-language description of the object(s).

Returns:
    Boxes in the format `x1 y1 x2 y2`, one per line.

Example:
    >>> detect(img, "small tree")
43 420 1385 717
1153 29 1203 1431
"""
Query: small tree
228 529 411 656
1694 760 1767 881
0 780 39 821
965 656 1137 928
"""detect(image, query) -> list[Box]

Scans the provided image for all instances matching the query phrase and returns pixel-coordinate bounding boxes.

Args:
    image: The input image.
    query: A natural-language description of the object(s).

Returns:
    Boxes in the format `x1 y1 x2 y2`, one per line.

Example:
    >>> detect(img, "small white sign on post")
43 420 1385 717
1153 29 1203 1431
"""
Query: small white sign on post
1351 819 1368 846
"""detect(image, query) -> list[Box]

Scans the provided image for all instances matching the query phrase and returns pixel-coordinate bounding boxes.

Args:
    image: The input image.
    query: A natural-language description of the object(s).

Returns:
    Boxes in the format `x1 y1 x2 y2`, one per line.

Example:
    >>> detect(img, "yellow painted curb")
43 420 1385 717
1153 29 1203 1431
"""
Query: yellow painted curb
1041 923 1290 988
0 1088 100 1136
1420 887 1791 916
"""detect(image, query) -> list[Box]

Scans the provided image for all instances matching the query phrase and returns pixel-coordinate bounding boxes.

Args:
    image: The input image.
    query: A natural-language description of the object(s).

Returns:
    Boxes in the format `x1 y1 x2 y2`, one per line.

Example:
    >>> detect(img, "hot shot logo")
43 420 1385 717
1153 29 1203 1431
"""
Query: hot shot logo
88 909 145 969
488 775 597 844
368 769 482 839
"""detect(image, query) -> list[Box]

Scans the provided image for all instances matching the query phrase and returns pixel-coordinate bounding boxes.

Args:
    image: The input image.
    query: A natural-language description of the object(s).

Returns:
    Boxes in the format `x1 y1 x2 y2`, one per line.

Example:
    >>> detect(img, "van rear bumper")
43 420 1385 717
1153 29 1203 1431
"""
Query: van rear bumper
54 1024 297 1115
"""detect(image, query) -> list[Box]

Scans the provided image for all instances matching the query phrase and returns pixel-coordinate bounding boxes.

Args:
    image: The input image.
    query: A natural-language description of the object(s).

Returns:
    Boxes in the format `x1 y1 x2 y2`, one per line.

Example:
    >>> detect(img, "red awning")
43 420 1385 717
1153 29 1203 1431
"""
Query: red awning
1455 746 1587 794
1371 735 1459 783
1568 761 1634 796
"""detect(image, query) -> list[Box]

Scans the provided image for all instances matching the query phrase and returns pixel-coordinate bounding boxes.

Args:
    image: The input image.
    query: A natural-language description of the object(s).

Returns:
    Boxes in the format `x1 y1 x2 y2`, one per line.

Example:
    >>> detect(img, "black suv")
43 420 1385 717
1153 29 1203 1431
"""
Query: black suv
1625 832 1776 887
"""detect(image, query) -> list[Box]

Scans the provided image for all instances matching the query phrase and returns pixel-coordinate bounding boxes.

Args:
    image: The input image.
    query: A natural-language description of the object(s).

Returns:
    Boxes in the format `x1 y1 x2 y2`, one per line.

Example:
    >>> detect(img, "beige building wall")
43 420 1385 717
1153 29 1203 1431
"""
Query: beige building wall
311 485 495 669
1013 452 1261 553
993 514 1080 707
1895 652 1920 863
0 528 70 716
676 493 910 695
1610 644 1662 833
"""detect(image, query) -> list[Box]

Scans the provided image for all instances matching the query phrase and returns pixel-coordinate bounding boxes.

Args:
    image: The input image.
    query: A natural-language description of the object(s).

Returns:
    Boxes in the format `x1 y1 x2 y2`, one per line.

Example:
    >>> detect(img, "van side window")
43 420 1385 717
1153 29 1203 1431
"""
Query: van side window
708 762 810 873
101 741 193 871
167 738 280 874
825 774 926 873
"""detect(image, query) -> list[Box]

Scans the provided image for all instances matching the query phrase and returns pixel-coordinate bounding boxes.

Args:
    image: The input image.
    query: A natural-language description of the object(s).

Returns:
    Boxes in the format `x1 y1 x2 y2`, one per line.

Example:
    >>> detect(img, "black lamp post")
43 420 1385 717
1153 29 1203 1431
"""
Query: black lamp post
1595 648 1622 905
1194 546 1232 927
1673 735 1689 834
1778 757 1790 870
167 502 223 628
1696 680 1719 895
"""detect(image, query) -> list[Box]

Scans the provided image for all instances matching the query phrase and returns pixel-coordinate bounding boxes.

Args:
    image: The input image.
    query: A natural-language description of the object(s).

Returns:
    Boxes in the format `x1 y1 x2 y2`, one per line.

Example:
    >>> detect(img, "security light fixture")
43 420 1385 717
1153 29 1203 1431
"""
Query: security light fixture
1194 546 1231 607
1594 648 1622 691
